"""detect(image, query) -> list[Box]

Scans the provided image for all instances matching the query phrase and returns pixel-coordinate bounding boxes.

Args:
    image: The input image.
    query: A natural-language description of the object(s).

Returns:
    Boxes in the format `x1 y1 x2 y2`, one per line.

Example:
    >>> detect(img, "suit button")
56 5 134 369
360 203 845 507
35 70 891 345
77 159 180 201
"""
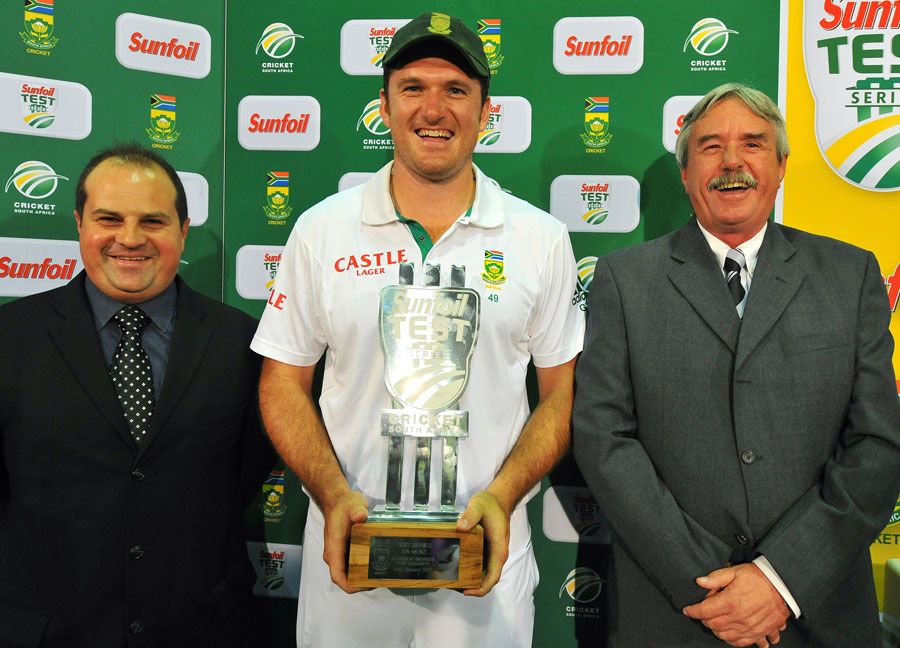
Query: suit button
130 621 143 634
735 533 749 544
129 545 144 559
131 469 145 481
741 451 756 464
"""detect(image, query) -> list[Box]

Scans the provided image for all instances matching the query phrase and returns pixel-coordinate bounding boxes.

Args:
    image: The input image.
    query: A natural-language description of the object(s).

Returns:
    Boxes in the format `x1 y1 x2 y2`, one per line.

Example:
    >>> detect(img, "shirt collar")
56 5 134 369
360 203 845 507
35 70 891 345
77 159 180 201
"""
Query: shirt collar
84 277 177 334
696 219 767 275
361 161 505 229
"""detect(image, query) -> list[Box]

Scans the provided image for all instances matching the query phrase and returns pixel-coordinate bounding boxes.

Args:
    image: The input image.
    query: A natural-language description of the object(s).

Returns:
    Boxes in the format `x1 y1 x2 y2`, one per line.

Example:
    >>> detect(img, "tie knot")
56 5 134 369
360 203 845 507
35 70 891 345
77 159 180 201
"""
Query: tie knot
113 305 149 335
724 248 746 273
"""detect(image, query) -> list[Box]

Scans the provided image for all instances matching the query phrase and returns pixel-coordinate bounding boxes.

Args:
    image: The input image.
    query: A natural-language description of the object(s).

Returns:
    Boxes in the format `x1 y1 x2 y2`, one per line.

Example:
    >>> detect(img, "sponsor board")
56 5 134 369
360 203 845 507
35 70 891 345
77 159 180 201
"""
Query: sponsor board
662 95 703 154
177 172 208 227
236 245 284 300
475 96 531 154
340 19 410 75
338 172 374 192
0 72 92 140
542 486 611 544
0 237 81 297
21 0 58 56
885 261 900 312
115 13 211 79
246 541 301 599
553 16 644 75
4 160 68 216
256 22 303 73
549 175 640 233
683 17 738 72
238 95 321 151
804 0 900 191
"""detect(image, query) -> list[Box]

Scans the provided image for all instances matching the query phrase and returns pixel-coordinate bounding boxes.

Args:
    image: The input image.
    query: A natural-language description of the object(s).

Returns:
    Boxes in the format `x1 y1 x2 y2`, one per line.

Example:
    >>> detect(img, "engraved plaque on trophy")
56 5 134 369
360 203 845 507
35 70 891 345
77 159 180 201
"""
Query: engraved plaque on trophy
348 262 484 589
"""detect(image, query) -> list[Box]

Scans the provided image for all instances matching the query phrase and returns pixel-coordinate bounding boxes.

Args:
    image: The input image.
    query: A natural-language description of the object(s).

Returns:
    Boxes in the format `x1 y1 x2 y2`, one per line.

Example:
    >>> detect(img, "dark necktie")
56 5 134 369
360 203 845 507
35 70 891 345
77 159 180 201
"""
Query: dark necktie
109 305 155 442
724 248 747 317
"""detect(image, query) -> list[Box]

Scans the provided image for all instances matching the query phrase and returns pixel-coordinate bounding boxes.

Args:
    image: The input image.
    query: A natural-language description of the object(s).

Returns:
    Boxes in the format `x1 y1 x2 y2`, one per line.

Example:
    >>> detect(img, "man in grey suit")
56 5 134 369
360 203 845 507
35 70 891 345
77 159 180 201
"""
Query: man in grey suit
573 82 900 648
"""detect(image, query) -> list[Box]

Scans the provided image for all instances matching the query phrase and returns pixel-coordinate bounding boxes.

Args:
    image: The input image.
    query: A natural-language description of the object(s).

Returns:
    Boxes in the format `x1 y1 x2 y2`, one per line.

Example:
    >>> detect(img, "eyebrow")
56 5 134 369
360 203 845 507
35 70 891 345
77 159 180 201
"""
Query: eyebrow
92 207 173 219
696 132 768 146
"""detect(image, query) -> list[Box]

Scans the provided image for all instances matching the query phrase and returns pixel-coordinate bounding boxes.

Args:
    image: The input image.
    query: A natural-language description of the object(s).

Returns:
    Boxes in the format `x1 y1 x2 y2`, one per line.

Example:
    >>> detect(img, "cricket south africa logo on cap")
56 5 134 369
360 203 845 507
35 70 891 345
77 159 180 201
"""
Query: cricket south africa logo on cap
582 97 612 152
146 94 179 149
5 161 67 200
20 0 58 54
804 1 900 191
427 13 451 35
263 171 292 224
477 19 504 73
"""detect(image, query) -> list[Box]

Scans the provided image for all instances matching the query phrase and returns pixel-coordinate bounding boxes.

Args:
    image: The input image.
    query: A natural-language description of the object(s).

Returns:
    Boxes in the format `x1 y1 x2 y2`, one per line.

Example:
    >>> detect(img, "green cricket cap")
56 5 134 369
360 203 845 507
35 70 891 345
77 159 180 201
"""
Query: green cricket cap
383 12 489 79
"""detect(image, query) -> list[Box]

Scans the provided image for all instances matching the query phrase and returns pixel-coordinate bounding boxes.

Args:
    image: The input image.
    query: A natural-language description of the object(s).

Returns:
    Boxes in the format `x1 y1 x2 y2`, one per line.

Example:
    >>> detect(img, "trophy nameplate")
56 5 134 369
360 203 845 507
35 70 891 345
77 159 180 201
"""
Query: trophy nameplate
348 262 484 589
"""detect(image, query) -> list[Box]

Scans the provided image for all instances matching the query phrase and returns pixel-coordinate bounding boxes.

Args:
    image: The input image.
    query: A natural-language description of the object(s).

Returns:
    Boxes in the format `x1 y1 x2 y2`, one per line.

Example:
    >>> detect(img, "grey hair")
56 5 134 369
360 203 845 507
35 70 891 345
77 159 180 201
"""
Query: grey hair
674 83 789 169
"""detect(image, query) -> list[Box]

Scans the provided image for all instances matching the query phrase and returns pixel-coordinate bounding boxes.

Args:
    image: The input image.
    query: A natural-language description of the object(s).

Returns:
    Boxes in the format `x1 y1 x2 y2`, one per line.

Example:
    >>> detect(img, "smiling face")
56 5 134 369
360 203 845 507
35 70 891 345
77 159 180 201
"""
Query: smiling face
75 158 189 303
680 97 787 244
380 56 489 184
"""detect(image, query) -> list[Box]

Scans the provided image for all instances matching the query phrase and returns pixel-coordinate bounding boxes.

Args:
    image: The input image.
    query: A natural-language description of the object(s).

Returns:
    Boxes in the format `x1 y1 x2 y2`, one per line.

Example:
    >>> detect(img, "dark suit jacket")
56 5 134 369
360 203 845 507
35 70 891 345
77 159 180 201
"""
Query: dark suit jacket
573 220 900 647
0 273 273 648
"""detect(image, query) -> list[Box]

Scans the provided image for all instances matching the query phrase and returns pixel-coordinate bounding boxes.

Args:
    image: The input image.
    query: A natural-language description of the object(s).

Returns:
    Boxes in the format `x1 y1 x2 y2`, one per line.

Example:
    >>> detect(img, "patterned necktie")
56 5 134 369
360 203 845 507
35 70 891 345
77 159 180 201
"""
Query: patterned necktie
724 248 747 317
109 305 155 442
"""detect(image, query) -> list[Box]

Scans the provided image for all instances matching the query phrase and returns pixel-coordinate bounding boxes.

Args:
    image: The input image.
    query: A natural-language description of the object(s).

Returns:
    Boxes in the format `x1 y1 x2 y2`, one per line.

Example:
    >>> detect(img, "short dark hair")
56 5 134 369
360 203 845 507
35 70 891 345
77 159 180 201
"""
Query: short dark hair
75 142 188 225
382 41 490 105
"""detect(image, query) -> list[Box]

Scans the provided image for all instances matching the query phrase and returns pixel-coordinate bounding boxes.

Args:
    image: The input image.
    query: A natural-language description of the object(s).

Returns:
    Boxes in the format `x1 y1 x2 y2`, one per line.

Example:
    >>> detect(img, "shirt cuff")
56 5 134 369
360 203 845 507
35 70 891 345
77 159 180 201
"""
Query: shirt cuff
753 555 801 618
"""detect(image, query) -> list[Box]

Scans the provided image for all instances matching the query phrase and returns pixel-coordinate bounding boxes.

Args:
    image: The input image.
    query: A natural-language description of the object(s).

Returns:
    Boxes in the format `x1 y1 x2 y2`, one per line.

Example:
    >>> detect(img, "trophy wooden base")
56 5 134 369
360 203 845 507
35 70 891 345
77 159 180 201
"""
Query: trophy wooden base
348 521 483 589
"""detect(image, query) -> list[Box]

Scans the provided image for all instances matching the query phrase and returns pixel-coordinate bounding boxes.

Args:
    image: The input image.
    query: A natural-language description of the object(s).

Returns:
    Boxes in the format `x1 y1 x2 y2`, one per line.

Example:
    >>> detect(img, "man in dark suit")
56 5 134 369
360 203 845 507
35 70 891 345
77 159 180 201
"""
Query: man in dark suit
573 83 900 647
0 143 273 647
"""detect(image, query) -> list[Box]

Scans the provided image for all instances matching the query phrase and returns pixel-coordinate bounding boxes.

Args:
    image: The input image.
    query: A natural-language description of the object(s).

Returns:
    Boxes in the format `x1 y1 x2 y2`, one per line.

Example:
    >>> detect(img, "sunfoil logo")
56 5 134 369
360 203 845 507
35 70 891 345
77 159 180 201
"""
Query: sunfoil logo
559 567 603 603
683 18 738 56
356 99 389 135
5 161 68 199
256 22 303 59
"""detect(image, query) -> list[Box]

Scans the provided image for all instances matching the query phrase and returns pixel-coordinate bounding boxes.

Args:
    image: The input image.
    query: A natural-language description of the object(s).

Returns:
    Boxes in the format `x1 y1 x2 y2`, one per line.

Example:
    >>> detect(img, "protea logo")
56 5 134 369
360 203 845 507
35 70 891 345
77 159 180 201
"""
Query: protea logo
4 161 68 199
356 99 389 135
683 18 737 56
21 0 58 53
256 23 304 59
576 256 598 293
559 567 603 603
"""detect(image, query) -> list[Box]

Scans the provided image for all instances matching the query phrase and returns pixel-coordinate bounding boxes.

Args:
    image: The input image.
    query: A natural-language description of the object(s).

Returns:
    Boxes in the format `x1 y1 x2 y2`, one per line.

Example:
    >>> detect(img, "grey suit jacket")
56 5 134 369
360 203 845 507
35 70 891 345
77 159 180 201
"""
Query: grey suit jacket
573 219 900 647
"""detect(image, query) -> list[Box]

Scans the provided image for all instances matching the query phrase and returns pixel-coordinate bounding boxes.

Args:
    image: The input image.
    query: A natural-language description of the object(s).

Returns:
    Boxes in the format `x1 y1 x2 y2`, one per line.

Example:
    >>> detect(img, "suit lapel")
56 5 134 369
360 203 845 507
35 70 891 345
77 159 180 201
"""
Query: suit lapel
46 273 135 446
736 223 805 370
667 220 740 354
138 279 212 458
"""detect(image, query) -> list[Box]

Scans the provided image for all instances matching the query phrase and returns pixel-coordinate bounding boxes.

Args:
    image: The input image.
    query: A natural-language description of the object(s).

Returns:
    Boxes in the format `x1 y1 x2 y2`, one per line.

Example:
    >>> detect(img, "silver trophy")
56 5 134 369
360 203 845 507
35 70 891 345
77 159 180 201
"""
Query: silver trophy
348 262 484 588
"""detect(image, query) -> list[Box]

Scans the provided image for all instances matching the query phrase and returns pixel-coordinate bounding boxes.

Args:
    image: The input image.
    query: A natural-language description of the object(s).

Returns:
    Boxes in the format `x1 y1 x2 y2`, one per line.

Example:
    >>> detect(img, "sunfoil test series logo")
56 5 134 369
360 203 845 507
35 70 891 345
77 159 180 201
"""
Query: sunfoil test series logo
146 94 179 149
582 97 612 152
357 97 393 150
5 160 68 216
263 171 292 225
479 102 503 146
256 22 303 73
20 83 56 129
804 0 900 191
20 0 58 56
477 19 504 74
683 18 737 72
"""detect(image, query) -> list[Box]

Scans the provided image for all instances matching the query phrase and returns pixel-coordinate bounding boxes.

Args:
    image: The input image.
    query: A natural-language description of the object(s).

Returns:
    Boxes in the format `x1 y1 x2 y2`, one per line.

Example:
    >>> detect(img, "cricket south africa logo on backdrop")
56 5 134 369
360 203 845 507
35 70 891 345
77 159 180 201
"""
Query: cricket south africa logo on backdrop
477 19 504 73
5 161 67 201
256 22 303 73
804 0 900 191
582 97 612 152
559 567 604 604
21 0 58 55
357 98 393 150
146 94 179 149
263 171 292 224
683 18 737 71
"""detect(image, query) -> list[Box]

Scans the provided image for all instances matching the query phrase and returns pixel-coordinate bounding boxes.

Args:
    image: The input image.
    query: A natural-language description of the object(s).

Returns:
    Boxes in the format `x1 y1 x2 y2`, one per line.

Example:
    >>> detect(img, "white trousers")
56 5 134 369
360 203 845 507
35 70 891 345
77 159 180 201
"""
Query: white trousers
295 504 538 648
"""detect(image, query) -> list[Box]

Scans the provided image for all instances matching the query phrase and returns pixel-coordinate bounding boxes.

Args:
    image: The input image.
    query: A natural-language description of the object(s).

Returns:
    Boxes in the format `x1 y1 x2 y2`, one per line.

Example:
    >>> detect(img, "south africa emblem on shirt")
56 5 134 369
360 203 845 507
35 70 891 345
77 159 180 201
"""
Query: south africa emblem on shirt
481 250 507 289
